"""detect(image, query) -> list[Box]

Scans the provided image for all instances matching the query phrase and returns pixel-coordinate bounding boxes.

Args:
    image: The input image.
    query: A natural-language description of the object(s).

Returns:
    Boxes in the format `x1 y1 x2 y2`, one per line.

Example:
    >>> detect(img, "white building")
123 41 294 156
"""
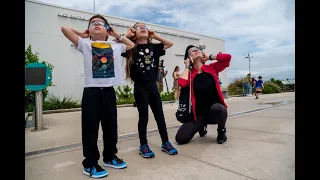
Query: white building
25 0 228 100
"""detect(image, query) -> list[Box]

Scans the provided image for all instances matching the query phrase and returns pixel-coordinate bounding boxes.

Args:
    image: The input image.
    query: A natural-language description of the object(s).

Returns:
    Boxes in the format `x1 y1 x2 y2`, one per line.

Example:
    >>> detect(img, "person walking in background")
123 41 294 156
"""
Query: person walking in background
254 76 264 99
251 76 256 95
157 60 168 94
242 73 252 96
172 66 181 103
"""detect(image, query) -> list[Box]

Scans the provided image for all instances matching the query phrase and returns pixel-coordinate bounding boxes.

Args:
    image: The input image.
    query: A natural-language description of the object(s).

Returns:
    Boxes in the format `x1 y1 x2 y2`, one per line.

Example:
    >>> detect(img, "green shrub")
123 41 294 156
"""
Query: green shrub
43 95 81 110
270 78 283 88
160 91 175 101
25 95 81 112
115 85 135 105
228 77 244 95
262 81 282 94
25 45 55 111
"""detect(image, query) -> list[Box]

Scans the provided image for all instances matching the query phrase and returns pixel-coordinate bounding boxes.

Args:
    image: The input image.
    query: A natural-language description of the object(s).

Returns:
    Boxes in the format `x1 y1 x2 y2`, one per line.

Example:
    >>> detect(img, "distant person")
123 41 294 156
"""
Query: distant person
172 66 181 103
254 76 264 99
242 73 252 96
157 60 168 93
251 77 256 95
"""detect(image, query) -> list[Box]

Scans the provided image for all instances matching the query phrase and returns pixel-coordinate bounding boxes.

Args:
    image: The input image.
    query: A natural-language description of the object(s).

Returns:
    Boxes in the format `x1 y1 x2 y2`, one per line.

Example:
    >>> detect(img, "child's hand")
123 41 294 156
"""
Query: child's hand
80 30 89 38
109 26 120 39
125 28 136 38
148 29 157 39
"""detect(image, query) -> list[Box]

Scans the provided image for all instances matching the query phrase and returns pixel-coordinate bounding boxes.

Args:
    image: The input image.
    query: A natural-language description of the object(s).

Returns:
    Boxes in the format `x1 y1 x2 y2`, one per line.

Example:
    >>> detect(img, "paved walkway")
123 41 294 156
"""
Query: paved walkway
25 92 295 180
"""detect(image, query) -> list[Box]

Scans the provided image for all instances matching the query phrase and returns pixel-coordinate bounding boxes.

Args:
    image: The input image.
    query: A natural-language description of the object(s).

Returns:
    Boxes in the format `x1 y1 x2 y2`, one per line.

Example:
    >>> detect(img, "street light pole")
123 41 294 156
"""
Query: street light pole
244 52 254 74
93 0 95 12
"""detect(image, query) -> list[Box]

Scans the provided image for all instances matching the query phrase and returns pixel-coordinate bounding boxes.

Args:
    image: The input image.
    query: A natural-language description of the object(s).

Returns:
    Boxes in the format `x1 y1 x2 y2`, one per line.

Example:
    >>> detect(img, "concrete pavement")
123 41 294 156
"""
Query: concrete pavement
25 92 295 180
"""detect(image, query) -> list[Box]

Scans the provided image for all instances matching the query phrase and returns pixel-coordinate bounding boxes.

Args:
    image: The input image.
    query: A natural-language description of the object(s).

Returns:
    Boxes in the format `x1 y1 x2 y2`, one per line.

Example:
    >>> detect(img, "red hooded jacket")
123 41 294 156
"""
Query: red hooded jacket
178 53 232 121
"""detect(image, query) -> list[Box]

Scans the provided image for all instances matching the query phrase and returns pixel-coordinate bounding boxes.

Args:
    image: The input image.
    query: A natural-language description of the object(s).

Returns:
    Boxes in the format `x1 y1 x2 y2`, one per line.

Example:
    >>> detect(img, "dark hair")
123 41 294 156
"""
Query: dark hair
88 14 110 41
124 22 153 80
258 76 262 79
184 45 196 60
172 66 179 78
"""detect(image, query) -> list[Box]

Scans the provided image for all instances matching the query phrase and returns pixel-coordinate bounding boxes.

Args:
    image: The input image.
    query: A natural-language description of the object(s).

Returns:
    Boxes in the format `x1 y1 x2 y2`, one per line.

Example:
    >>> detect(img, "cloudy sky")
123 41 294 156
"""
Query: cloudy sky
38 0 295 82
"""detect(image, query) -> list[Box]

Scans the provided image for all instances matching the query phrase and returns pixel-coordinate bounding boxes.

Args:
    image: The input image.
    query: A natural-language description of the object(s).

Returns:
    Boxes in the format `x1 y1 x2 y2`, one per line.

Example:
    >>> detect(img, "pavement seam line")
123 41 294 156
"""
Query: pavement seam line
25 101 294 157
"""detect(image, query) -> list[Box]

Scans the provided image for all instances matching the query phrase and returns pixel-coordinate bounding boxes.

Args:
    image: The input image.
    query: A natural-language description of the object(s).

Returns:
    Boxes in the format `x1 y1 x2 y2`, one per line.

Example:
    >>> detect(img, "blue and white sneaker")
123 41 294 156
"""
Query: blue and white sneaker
139 144 155 158
104 156 127 169
161 142 178 155
83 164 108 178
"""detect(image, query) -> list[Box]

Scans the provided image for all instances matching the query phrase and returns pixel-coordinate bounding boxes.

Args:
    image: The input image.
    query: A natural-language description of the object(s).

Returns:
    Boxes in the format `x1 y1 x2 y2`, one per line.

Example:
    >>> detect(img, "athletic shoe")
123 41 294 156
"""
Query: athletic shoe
161 142 178 155
83 164 108 178
216 127 227 144
199 126 207 137
139 144 155 158
104 155 127 169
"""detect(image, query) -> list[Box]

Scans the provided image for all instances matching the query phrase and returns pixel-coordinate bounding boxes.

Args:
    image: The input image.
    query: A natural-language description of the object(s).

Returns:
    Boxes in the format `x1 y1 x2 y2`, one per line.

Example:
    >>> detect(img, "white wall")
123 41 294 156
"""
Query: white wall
25 0 227 100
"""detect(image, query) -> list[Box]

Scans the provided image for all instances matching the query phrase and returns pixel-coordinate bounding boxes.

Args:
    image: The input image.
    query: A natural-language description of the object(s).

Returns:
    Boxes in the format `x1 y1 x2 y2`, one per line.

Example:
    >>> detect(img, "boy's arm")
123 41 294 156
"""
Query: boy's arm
61 26 88 47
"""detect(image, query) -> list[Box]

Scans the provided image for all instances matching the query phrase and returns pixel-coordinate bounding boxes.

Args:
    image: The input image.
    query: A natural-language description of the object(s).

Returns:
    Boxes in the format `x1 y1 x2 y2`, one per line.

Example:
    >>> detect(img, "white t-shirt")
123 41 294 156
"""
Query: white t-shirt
77 37 126 87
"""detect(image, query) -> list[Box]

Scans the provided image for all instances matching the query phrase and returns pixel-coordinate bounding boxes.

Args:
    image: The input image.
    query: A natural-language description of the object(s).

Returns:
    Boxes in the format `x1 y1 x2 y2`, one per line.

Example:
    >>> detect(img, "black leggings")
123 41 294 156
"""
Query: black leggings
175 103 228 145
81 87 118 168
134 83 169 145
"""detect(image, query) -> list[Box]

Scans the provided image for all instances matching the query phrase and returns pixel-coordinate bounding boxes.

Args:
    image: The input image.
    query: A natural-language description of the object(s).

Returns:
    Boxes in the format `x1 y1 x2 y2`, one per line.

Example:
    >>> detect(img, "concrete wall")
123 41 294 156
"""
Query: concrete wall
25 0 227 100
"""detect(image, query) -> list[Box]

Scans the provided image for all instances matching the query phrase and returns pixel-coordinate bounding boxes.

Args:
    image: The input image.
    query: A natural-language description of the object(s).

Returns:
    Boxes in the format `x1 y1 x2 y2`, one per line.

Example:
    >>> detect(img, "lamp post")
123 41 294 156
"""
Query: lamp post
244 52 254 74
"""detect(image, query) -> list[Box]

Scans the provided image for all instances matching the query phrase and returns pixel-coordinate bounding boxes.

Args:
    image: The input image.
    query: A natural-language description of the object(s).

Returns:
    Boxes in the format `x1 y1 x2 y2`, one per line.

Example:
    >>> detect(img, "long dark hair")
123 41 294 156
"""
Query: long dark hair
124 22 152 80
172 66 179 78
88 14 110 41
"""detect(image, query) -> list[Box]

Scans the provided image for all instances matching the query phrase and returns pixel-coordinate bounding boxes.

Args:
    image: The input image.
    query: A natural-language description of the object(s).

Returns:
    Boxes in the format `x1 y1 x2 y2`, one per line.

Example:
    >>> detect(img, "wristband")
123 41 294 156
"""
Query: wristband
117 34 124 41
209 54 213 60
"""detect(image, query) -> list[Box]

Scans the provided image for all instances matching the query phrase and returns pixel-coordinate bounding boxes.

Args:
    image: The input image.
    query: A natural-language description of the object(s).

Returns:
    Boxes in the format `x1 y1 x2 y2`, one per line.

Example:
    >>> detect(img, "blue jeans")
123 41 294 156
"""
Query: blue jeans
242 82 252 95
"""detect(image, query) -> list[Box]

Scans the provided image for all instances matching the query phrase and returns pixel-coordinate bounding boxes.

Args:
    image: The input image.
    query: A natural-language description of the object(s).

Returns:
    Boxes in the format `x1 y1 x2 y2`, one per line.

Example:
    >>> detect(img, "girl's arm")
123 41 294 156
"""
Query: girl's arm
109 27 134 50
151 31 173 50
61 26 88 47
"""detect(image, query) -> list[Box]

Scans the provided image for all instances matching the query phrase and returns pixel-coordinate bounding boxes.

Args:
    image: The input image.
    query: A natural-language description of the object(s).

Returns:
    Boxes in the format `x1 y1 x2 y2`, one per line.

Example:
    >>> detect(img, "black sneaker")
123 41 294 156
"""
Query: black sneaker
83 164 108 178
216 127 227 144
199 126 207 137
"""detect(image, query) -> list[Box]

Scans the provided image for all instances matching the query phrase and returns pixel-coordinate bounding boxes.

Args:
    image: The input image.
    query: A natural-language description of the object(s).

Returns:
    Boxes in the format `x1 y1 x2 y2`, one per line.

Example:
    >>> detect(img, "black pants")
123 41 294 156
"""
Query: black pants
81 87 118 168
175 103 228 145
134 83 169 145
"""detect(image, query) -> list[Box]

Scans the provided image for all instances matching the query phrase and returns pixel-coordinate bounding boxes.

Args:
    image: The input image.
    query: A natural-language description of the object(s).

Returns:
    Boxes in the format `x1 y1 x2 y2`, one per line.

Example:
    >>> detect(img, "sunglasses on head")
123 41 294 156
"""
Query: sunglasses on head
135 25 147 30
89 20 111 31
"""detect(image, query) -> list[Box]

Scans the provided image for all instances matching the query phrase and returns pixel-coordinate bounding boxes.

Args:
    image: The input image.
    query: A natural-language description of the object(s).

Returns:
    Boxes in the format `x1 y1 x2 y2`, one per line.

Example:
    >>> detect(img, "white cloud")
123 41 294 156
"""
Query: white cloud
37 0 295 81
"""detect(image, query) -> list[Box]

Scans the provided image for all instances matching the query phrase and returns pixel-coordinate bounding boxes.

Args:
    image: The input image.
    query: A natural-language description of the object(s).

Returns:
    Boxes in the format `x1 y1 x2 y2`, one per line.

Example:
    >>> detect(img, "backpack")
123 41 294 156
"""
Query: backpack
175 84 194 123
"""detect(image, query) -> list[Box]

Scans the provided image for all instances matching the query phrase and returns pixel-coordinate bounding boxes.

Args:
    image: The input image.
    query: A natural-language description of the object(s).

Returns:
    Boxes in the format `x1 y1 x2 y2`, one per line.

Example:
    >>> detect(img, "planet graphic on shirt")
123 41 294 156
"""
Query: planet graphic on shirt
101 57 107 63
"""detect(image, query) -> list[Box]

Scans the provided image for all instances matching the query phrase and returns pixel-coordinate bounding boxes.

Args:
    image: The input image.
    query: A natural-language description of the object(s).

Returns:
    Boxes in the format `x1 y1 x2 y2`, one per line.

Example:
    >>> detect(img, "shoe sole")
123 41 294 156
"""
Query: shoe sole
139 151 155 158
161 148 178 155
83 170 108 178
216 139 228 144
104 163 127 169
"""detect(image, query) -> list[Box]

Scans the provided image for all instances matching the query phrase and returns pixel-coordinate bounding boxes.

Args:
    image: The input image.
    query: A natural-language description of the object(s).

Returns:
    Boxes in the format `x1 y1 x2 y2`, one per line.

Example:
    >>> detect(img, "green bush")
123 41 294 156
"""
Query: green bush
25 95 81 112
262 81 282 94
270 78 283 88
116 85 135 105
160 91 175 101
25 45 55 111
43 95 81 110
228 77 244 95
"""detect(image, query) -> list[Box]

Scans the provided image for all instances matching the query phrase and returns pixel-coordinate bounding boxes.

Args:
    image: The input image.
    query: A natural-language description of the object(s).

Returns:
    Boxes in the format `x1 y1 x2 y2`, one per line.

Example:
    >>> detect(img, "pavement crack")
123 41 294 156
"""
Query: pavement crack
150 143 258 180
